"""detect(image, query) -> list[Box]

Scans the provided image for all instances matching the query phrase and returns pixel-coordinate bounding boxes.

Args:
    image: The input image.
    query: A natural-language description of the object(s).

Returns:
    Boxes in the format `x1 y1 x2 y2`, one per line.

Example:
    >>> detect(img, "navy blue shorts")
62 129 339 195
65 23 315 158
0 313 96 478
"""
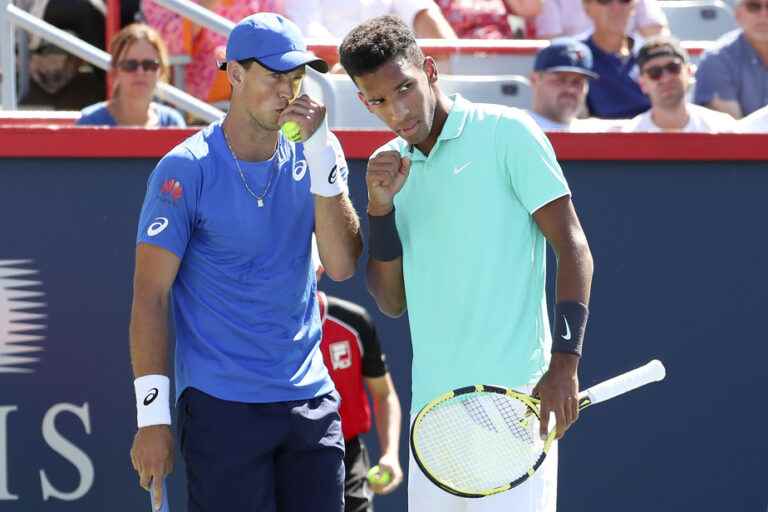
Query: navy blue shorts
177 387 345 512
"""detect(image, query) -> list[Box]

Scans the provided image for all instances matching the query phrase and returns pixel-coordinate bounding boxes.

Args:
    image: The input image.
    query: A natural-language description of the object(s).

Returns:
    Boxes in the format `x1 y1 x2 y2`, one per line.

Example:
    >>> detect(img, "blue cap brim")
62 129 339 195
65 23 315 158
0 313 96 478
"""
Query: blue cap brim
540 65 598 80
261 50 329 73
220 50 328 73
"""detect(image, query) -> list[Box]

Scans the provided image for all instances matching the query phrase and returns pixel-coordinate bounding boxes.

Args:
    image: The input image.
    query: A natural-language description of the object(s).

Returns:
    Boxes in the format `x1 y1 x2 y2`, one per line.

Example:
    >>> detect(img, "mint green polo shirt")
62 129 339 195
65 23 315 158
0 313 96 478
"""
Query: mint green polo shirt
376 95 571 412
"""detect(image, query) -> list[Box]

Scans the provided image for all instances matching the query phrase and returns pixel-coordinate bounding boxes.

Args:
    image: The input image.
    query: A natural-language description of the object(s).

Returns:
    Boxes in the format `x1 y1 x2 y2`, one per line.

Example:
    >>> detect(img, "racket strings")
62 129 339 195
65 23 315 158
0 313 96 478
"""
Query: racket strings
413 392 544 494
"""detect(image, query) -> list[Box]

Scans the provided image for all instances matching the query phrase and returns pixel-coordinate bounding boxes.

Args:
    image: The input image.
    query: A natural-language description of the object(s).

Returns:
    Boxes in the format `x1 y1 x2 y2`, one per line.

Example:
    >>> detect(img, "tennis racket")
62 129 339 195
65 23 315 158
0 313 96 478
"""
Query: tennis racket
410 359 666 498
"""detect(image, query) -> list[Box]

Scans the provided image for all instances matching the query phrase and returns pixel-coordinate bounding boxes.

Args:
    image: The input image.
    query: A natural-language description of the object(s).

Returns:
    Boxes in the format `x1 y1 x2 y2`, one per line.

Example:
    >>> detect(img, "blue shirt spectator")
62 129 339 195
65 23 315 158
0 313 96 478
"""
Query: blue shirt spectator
77 101 186 127
694 29 768 119
585 36 650 119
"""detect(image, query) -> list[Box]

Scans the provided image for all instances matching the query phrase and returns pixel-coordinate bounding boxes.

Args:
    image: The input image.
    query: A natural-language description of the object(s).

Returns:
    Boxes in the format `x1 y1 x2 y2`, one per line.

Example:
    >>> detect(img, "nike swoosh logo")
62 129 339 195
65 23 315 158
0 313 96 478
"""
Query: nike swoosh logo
453 162 471 175
561 316 572 341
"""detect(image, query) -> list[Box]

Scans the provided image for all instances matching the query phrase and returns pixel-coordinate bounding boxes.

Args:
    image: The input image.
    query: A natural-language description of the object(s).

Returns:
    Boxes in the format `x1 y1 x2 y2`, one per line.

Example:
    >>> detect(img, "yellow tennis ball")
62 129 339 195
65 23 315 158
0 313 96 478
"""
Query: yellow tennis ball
367 465 391 486
281 121 302 142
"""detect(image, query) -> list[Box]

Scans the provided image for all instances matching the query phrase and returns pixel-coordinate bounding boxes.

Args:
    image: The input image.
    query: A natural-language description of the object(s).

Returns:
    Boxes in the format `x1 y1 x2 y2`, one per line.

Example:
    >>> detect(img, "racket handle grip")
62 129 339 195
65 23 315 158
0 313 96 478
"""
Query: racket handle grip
583 359 666 405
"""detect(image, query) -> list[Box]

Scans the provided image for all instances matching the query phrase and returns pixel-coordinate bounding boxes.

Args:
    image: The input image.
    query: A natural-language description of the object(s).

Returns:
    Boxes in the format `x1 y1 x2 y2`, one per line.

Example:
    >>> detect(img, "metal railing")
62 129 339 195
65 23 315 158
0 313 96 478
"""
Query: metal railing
0 0 223 121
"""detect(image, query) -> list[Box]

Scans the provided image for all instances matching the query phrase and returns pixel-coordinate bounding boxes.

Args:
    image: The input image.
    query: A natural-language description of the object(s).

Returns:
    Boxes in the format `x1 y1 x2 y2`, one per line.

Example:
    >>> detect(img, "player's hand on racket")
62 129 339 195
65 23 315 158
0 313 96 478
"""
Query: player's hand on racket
532 353 580 441
366 150 410 215
130 425 174 509
370 454 403 495
277 94 326 141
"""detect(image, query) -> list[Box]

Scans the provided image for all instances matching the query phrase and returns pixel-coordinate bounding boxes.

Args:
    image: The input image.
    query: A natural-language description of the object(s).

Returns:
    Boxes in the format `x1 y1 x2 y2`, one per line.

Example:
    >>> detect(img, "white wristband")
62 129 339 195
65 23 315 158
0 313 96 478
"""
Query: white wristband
303 115 348 197
134 375 171 428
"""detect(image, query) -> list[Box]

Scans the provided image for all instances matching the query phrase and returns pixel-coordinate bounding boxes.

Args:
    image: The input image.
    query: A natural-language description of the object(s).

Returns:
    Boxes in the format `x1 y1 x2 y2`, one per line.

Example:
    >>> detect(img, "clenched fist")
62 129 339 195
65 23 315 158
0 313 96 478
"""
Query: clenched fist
366 150 411 215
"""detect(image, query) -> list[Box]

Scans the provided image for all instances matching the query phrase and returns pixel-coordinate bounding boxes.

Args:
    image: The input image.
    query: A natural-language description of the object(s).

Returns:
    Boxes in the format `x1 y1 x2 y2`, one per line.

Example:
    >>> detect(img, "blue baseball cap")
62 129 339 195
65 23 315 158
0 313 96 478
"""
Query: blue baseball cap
533 38 598 79
219 13 328 73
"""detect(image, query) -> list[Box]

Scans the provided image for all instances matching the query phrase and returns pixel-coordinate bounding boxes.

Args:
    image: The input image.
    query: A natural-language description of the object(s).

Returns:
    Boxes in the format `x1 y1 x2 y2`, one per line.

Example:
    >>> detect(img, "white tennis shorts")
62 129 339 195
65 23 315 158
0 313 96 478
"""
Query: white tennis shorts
407 414 558 512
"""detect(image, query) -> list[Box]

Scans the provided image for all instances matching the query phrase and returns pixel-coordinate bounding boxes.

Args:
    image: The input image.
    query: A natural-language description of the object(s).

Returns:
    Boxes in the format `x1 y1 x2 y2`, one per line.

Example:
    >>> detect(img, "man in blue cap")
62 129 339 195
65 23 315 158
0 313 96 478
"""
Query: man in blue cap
128 12 362 512
528 38 600 132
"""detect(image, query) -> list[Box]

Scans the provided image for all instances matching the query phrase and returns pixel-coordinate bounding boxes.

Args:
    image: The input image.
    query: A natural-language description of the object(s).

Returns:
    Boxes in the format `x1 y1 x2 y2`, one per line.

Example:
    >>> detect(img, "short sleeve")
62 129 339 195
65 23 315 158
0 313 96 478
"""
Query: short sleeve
360 322 387 378
164 108 187 128
392 0 437 28
534 0 563 38
136 148 201 259
694 52 737 106
634 0 668 28
499 111 571 214
282 0 336 38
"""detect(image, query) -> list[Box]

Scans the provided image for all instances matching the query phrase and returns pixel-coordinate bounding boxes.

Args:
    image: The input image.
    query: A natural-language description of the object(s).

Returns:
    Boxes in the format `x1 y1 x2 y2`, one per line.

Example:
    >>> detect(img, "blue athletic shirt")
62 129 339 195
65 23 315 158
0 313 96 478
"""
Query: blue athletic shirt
77 101 186 127
136 121 340 403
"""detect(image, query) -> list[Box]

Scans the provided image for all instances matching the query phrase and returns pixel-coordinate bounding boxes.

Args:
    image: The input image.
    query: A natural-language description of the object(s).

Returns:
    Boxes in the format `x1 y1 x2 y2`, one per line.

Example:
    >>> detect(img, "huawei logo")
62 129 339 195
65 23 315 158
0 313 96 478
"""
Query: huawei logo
0 260 47 373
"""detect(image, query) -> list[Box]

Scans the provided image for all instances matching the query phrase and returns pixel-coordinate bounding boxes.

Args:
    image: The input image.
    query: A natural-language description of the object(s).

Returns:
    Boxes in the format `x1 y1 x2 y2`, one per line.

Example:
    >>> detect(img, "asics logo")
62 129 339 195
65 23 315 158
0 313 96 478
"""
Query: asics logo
147 217 169 237
453 162 472 175
293 160 307 181
143 388 159 406
561 316 572 341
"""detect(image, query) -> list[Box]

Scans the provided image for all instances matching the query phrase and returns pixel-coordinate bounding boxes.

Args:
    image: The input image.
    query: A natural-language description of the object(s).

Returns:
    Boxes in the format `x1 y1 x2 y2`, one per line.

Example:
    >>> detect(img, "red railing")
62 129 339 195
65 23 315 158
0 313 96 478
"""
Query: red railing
0 126 763 161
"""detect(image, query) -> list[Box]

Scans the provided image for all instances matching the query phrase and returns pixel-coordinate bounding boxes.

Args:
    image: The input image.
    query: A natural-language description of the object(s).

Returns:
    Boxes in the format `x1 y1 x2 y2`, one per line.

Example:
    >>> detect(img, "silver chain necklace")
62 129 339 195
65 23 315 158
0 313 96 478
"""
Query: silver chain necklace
223 128 275 207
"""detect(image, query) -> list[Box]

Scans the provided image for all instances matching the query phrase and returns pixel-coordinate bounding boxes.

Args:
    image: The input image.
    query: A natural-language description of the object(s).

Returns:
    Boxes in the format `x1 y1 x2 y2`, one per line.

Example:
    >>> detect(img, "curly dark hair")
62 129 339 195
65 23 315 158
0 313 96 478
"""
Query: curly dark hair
339 15 425 80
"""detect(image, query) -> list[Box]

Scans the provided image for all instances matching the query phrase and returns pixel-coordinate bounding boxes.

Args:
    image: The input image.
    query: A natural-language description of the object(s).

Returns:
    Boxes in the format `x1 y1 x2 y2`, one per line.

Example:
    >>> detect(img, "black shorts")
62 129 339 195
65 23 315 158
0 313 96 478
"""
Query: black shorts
344 436 374 512
178 387 345 512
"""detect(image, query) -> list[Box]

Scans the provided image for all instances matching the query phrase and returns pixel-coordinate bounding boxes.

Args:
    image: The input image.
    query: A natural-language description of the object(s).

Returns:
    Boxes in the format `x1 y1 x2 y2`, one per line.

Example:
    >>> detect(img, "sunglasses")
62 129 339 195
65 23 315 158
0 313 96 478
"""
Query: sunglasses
743 1 768 12
116 59 160 72
594 0 633 5
642 61 683 80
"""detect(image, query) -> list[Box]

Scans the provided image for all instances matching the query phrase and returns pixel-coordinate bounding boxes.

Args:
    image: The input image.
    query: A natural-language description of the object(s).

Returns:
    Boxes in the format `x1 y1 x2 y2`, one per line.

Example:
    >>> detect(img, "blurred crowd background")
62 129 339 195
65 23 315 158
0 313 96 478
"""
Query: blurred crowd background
4 0 767 133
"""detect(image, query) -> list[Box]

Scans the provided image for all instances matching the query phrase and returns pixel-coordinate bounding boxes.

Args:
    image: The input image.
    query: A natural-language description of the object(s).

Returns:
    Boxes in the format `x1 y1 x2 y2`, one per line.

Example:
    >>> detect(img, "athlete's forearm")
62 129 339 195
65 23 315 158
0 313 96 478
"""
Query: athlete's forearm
554 234 593 305
373 388 402 459
129 289 171 379
314 194 362 281
366 259 406 318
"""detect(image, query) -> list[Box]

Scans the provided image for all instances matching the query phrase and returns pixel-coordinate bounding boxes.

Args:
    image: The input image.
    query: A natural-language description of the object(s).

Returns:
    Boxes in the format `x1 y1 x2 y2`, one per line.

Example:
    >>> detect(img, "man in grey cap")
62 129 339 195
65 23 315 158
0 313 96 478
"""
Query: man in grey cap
129 12 361 512
527 38 600 132
624 36 735 132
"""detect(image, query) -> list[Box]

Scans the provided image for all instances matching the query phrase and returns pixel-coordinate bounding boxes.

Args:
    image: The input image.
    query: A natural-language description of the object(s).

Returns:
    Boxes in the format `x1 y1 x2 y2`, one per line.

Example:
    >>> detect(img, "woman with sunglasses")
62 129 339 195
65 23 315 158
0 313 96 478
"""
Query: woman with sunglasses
77 23 186 127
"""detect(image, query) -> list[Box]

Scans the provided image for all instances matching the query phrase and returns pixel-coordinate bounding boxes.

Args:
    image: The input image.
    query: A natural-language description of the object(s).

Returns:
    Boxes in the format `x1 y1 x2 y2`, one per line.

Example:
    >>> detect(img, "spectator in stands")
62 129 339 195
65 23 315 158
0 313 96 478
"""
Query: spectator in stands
624 36 735 132
283 0 457 73
535 0 668 39
693 0 768 119
77 24 185 127
18 0 106 110
582 0 651 119
20 38 105 111
141 0 280 104
739 104 768 131
25 0 105 49
434 0 542 39
527 38 599 131
283 1 456 40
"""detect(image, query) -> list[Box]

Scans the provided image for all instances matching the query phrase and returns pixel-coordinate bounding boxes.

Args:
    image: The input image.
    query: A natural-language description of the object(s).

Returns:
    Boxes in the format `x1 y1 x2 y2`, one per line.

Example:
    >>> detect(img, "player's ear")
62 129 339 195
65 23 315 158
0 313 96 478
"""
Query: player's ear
227 61 245 89
423 56 438 84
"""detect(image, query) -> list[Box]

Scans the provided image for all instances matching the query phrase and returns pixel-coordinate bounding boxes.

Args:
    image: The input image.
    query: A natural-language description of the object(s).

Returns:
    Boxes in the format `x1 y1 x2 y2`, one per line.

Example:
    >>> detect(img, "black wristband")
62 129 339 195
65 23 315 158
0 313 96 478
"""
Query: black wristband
368 208 403 261
551 301 589 356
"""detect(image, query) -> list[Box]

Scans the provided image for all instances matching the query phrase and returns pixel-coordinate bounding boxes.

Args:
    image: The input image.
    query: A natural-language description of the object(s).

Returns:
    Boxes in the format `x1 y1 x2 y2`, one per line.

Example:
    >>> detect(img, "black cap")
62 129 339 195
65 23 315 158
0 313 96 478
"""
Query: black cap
636 36 689 70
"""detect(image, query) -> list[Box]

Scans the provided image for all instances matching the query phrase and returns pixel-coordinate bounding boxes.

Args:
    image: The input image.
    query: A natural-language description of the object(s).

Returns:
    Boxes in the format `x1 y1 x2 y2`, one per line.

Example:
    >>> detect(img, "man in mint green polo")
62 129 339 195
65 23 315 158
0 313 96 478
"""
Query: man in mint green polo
339 16 594 512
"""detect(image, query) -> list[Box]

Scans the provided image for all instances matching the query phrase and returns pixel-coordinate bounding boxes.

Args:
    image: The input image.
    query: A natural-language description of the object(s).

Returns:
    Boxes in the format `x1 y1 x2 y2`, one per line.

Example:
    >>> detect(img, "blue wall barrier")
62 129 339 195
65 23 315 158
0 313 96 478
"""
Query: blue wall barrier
1 156 766 511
